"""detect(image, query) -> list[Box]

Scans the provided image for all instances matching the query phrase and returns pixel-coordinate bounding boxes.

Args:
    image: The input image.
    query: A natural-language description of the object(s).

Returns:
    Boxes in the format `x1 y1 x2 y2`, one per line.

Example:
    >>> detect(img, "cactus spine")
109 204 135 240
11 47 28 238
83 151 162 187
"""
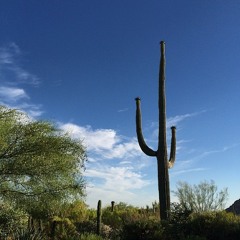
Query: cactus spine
135 41 176 220
97 200 102 235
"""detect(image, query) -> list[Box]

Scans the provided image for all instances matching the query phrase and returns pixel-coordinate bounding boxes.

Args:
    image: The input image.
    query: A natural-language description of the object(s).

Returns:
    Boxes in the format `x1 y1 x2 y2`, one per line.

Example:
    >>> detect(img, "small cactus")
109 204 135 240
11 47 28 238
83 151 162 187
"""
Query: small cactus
146 205 149 214
135 41 176 220
111 201 115 212
97 200 102 235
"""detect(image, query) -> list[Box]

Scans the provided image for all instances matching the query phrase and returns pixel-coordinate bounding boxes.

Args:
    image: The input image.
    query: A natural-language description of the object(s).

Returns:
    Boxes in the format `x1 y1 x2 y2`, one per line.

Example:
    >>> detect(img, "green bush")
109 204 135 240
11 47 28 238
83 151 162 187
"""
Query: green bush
165 202 192 239
75 220 97 235
9 228 47 240
102 210 122 228
74 210 240 240
185 211 240 240
165 203 240 240
79 233 104 240
121 219 164 240
76 220 115 239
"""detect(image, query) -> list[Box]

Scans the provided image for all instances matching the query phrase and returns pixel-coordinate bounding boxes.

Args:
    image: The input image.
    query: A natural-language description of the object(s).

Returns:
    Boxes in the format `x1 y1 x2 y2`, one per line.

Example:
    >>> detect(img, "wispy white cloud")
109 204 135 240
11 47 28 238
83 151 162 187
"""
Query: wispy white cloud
0 87 43 118
119 161 132 165
60 123 120 150
59 123 142 160
171 167 207 177
0 43 43 117
170 143 240 179
86 186 136 208
167 110 206 128
0 86 29 102
0 42 39 86
0 43 19 64
85 165 150 191
17 103 44 118
12 66 39 85
85 164 151 208
149 111 206 140
118 108 128 113
191 143 240 161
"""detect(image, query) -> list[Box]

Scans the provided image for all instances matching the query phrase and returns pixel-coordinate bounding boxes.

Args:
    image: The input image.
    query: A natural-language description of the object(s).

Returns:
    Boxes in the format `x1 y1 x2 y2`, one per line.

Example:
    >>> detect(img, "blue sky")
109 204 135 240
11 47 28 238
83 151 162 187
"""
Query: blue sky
0 0 240 208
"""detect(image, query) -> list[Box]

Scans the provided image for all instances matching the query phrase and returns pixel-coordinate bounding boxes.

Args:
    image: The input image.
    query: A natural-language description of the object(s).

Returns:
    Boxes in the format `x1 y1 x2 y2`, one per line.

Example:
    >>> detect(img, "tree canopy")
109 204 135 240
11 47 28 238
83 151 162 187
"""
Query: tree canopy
0 106 87 217
173 180 228 213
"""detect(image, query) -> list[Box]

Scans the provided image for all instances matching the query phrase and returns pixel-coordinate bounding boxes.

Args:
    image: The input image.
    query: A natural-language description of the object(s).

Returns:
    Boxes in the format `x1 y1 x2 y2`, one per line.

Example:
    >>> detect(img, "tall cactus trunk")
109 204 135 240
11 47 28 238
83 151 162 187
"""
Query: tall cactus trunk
158 41 170 220
135 41 176 221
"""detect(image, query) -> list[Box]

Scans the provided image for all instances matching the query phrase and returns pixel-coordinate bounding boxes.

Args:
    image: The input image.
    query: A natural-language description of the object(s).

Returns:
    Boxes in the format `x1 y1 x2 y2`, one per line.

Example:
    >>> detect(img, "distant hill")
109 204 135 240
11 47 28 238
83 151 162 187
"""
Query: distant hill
226 199 240 215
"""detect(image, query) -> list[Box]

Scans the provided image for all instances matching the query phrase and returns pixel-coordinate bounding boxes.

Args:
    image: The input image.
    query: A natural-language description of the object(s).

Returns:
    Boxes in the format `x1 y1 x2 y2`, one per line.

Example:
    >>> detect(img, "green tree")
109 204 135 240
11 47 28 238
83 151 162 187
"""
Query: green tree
173 180 228 212
62 200 89 223
0 201 27 233
0 106 87 217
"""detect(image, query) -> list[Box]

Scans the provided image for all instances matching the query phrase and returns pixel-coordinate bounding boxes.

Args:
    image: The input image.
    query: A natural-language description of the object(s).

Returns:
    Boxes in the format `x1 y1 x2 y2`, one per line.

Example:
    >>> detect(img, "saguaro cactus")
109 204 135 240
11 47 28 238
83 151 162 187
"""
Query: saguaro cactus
97 200 102 235
111 201 115 212
135 41 176 220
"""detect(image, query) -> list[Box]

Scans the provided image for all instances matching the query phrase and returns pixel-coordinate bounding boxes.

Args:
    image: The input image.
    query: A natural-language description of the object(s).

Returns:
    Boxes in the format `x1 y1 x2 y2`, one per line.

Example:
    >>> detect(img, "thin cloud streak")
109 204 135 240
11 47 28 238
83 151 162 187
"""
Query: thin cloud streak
166 110 206 128
171 168 207 177
170 143 240 178
0 42 39 86
150 110 206 139
191 143 240 161
0 86 29 102
118 108 128 113
0 43 43 117
0 87 43 118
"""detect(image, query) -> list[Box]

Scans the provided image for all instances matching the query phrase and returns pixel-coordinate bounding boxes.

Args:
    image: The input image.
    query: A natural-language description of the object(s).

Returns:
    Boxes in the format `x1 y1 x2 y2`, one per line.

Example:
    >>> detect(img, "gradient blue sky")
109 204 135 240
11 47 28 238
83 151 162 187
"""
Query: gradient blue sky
0 0 240 208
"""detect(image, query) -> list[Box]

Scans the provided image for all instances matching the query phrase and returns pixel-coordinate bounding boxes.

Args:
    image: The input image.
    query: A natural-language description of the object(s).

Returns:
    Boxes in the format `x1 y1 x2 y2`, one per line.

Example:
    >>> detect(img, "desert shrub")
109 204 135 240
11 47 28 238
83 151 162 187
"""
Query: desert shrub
102 210 122 229
119 208 145 224
8 228 47 240
48 216 80 240
173 181 228 212
161 205 240 240
184 211 240 240
76 220 97 235
169 202 192 223
86 209 97 221
164 202 192 239
101 203 145 239
76 220 115 239
121 218 164 240
79 233 104 240
102 202 142 227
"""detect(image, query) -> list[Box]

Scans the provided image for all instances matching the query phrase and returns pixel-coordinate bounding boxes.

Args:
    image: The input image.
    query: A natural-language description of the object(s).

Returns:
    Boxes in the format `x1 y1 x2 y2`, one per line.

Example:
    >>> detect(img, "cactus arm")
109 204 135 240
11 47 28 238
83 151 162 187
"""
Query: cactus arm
168 126 176 168
135 97 157 157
